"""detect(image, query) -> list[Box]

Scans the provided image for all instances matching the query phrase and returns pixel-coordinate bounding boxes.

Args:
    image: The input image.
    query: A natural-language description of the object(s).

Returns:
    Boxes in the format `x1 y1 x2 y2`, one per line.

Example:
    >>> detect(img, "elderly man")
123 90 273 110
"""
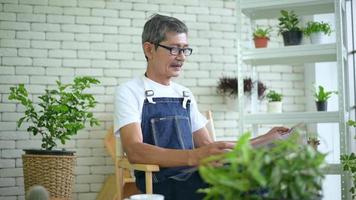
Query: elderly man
114 14 288 200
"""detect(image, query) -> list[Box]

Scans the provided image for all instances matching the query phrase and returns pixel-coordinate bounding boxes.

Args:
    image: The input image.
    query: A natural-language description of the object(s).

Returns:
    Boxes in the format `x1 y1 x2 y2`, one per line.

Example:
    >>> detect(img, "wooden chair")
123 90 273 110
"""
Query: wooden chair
108 110 216 200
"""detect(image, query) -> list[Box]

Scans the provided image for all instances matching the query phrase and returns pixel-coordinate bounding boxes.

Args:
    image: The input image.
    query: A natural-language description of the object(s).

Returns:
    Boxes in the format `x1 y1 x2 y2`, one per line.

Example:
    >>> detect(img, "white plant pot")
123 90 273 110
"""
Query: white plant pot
310 32 330 44
267 101 282 113
224 96 238 110
224 96 252 112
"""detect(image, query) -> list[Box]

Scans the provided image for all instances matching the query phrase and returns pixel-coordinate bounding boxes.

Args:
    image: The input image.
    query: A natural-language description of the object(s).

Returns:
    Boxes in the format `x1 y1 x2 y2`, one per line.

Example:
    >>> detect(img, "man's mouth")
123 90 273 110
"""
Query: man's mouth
170 63 182 68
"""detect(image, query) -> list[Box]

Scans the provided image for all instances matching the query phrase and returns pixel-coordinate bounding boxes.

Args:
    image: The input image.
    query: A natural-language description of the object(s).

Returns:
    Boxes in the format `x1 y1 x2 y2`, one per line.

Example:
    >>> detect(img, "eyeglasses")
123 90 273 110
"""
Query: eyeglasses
156 44 193 56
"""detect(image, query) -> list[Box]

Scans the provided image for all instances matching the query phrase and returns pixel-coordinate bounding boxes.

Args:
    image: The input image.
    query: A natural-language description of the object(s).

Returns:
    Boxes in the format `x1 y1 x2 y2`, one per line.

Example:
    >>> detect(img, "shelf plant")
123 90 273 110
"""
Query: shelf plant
304 21 332 44
313 85 337 111
266 90 283 113
253 26 272 48
217 76 266 100
8 76 100 199
307 136 321 150
199 133 326 200
278 10 303 46
217 77 267 111
341 120 356 199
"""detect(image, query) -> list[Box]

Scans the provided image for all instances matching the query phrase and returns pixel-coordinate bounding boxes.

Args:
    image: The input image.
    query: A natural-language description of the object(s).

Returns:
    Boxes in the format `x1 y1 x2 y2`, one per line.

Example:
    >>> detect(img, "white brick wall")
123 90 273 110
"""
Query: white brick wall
0 0 305 199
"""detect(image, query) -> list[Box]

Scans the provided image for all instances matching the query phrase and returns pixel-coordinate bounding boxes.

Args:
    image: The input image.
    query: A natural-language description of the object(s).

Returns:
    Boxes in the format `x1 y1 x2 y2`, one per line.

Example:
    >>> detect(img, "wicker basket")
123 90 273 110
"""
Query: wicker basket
22 154 76 200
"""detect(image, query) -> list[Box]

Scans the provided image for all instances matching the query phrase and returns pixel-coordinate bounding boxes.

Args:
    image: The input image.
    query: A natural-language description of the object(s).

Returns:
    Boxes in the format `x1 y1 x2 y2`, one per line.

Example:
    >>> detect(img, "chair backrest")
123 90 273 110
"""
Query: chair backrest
104 126 116 160
205 110 216 141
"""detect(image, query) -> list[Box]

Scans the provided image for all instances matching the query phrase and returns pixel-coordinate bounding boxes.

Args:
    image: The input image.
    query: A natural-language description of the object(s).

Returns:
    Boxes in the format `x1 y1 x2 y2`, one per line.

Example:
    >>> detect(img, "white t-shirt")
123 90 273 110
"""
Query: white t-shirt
114 76 207 136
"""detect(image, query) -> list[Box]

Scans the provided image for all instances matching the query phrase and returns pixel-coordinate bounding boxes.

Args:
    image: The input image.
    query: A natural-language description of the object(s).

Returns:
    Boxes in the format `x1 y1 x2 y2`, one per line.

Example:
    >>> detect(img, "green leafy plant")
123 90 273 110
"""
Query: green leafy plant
253 26 272 39
199 133 326 200
278 10 302 34
313 85 337 102
217 76 267 100
303 21 332 36
348 120 356 127
266 90 283 102
8 76 100 150
341 120 356 199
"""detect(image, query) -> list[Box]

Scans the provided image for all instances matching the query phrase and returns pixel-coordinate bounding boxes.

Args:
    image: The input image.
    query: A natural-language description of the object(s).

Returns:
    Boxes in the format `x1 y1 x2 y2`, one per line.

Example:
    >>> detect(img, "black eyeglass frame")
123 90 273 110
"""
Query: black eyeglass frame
156 43 193 56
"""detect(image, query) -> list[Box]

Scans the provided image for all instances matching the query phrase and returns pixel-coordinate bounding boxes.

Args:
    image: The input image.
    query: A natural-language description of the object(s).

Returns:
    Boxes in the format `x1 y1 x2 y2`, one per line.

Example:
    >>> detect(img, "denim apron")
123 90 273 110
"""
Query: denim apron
135 78 207 200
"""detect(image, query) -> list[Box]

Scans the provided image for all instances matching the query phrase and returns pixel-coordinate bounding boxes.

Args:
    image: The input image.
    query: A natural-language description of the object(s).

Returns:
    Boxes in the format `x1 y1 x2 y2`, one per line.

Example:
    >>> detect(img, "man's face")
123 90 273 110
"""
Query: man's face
149 32 188 82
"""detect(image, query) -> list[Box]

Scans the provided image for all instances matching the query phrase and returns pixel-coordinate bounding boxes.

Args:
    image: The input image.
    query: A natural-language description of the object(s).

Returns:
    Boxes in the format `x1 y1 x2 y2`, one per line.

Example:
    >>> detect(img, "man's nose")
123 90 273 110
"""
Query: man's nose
175 50 186 61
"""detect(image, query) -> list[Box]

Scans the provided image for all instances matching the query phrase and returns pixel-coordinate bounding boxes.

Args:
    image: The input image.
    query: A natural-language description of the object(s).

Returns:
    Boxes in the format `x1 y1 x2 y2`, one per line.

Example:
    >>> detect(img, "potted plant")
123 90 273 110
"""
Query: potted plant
307 136 321 150
278 10 303 46
8 76 100 199
217 76 267 110
304 21 332 44
199 133 326 200
253 26 272 48
266 90 283 113
313 85 337 111
341 120 356 199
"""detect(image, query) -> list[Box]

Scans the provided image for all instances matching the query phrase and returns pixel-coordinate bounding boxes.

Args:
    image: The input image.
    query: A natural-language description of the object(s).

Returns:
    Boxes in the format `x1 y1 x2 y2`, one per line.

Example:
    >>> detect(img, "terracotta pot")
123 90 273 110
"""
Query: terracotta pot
253 37 269 48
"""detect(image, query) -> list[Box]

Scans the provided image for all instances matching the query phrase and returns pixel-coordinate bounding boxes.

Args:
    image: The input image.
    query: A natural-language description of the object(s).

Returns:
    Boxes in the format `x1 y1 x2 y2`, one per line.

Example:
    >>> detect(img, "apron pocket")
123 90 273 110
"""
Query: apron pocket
150 116 193 149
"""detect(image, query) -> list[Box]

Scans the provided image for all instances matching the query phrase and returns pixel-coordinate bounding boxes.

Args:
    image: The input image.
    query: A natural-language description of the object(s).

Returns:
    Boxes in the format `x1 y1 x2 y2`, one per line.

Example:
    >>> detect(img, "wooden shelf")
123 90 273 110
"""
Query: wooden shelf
240 0 334 19
242 43 337 65
243 111 339 124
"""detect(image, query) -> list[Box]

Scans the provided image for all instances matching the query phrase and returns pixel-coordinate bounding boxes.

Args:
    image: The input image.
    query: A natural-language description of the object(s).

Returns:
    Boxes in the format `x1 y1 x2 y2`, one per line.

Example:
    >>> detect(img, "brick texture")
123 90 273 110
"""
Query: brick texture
0 0 305 199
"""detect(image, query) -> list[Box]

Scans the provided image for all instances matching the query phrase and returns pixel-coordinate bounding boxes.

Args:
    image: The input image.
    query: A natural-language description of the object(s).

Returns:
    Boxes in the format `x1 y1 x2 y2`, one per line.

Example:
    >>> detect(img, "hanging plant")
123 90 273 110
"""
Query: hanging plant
217 76 267 100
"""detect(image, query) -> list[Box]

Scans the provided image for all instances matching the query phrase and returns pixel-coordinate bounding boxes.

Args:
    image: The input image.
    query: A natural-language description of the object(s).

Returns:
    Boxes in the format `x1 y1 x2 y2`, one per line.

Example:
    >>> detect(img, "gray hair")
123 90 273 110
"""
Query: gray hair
142 14 188 46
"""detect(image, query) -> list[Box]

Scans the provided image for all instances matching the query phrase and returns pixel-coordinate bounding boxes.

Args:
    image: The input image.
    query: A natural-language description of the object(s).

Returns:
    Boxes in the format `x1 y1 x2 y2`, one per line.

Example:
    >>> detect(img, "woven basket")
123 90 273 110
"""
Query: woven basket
22 154 76 200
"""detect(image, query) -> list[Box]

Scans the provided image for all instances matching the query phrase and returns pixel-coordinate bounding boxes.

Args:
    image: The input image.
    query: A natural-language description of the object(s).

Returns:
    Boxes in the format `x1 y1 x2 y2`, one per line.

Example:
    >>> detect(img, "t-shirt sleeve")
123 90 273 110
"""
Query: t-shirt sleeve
114 84 141 136
189 92 208 133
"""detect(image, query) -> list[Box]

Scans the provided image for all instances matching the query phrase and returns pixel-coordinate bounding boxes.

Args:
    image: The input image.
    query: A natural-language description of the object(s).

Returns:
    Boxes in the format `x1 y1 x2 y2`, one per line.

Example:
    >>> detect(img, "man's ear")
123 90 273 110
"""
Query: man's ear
143 42 154 60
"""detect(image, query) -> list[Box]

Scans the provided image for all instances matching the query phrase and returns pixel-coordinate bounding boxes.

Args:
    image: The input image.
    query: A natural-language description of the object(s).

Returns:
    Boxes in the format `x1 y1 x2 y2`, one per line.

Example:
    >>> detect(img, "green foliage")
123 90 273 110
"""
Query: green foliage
303 21 332 36
8 76 100 150
348 120 356 127
253 26 272 39
266 90 283 102
199 133 326 200
313 85 337 102
341 153 356 199
278 10 301 34
341 120 356 199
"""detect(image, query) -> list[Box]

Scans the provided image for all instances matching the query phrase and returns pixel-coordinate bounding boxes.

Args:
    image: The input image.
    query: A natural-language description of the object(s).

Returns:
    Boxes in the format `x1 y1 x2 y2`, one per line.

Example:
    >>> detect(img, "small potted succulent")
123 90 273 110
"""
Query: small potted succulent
253 26 272 48
8 76 100 199
278 10 303 46
266 90 283 113
303 21 332 44
313 85 337 111
307 136 321 150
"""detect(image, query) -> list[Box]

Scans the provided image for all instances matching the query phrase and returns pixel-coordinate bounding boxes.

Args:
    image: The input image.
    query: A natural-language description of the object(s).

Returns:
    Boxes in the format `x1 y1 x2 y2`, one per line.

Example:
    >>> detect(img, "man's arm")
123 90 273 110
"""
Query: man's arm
193 127 213 147
250 127 289 147
120 123 234 167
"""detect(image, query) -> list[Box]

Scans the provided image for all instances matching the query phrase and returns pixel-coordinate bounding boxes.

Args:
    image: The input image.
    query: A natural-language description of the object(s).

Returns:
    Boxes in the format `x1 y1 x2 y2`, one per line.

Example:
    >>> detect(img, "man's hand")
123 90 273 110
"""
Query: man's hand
250 126 290 147
188 141 235 166
264 126 290 139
